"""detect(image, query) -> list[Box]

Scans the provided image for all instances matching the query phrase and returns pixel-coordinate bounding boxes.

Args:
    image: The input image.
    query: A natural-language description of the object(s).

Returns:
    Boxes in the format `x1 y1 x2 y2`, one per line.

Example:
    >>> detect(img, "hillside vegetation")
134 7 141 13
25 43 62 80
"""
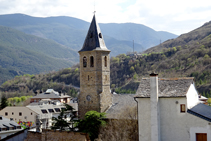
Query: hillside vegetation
1 31 211 97
0 26 77 84
1 17 211 98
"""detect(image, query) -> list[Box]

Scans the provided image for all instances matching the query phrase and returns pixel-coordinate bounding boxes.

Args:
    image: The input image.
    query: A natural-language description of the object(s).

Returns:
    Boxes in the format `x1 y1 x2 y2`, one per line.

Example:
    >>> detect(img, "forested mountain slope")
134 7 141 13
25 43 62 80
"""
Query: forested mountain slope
2 16 211 98
0 26 77 84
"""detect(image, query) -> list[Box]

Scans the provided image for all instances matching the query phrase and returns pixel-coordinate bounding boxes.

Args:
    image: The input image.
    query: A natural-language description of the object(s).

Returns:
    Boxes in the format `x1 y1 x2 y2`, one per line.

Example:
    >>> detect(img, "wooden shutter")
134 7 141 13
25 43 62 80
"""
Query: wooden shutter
196 133 207 141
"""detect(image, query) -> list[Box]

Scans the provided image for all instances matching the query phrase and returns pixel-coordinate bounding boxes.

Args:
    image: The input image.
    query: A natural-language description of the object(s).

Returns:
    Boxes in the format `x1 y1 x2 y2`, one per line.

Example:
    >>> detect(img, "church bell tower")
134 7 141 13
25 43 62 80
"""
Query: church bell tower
78 14 112 119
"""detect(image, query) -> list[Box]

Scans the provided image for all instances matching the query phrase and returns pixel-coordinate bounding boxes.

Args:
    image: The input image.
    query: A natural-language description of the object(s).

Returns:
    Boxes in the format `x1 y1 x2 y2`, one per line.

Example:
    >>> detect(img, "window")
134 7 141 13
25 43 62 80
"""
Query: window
48 109 54 113
19 112 22 116
5 112 8 116
10 118 13 121
83 56 87 67
104 56 107 67
90 56 94 67
12 112 14 115
99 33 102 38
0 117 2 120
31 112 33 115
88 75 89 81
180 104 186 113
54 108 61 112
41 109 48 114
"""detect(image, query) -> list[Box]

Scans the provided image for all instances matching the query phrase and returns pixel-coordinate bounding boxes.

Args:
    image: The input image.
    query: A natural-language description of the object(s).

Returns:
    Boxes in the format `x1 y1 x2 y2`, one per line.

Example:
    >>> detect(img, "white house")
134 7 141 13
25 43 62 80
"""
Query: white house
134 73 211 141
0 100 71 132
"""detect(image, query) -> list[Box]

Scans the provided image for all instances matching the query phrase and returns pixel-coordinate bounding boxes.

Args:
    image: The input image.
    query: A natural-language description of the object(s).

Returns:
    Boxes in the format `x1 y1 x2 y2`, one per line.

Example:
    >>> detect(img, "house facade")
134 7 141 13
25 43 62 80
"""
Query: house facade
0 101 69 130
135 73 211 141
0 107 37 125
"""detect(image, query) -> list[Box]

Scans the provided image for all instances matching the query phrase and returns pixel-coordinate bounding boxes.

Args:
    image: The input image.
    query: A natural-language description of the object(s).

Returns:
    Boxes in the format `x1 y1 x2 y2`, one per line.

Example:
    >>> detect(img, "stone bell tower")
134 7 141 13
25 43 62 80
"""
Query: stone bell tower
78 14 112 119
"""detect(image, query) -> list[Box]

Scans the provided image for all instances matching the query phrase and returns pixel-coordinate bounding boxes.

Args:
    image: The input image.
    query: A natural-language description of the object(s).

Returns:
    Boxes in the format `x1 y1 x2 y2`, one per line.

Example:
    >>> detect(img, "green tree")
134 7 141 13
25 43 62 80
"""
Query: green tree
51 104 75 131
77 111 106 141
130 66 135 72
7 98 14 105
208 98 211 106
204 54 210 59
1 95 8 110
51 109 70 131
20 96 27 102
133 73 138 80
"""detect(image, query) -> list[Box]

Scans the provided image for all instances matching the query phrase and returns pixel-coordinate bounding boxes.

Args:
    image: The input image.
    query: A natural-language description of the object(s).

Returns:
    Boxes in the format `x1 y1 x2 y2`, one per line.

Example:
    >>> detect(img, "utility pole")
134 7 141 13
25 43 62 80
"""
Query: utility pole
160 39 162 48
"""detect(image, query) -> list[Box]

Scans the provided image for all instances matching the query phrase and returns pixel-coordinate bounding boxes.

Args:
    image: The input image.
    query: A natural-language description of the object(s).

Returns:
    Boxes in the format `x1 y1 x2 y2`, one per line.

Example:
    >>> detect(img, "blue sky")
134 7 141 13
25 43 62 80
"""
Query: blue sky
0 0 211 35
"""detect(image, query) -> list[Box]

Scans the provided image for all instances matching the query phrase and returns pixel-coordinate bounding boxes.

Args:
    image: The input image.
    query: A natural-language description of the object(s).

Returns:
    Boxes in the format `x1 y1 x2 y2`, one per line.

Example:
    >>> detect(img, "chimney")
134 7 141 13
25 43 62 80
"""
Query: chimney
150 72 160 141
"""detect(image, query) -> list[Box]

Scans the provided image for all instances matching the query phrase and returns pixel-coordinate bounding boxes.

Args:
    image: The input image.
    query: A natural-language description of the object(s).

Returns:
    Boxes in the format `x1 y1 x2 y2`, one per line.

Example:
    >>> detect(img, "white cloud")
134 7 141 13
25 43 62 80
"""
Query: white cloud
0 0 211 35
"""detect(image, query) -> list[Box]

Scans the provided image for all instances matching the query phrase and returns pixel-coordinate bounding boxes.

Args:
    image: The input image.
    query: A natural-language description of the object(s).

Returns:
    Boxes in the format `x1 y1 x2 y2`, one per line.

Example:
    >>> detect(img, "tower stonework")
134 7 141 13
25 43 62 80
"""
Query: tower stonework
78 15 112 119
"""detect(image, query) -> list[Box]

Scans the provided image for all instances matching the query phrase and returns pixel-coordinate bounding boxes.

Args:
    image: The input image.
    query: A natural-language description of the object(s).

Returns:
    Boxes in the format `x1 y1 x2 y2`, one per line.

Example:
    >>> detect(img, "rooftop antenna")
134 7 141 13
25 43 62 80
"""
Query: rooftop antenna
133 40 134 54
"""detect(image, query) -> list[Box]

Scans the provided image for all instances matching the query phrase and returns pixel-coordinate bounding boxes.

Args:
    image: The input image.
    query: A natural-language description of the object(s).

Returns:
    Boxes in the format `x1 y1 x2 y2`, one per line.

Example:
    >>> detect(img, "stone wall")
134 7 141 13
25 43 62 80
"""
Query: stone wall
78 51 112 119
25 130 90 141
24 131 42 141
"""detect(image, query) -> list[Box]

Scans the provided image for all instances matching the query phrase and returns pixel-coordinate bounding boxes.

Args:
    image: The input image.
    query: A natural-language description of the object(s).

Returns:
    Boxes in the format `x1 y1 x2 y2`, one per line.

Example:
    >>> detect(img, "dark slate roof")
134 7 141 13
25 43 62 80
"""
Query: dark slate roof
106 94 137 119
135 77 194 98
79 14 109 52
187 103 211 122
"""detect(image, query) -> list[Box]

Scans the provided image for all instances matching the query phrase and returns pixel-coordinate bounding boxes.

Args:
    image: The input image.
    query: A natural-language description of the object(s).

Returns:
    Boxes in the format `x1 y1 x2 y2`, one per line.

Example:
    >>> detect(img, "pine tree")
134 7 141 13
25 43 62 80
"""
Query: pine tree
1 95 8 110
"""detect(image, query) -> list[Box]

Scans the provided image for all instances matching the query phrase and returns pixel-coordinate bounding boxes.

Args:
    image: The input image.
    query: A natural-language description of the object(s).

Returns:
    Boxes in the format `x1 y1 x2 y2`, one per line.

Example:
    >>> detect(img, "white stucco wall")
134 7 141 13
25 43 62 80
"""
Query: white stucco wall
0 107 37 123
137 97 211 141
186 83 200 109
137 98 151 141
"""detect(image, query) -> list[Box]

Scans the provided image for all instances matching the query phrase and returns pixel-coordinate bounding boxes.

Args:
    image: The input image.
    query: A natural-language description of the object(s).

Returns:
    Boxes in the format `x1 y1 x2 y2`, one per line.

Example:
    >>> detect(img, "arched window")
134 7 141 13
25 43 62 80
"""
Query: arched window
90 56 94 67
104 56 107 67
83 56 87 67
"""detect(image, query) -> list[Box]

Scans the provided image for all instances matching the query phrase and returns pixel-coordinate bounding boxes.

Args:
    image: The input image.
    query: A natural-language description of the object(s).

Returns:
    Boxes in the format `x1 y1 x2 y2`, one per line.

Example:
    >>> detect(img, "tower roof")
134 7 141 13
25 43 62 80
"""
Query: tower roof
79 14 109 52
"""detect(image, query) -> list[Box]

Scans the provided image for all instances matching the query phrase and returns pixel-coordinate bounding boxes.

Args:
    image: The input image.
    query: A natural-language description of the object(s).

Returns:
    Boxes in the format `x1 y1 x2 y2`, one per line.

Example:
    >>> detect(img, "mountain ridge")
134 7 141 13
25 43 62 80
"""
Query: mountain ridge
0 13 178 55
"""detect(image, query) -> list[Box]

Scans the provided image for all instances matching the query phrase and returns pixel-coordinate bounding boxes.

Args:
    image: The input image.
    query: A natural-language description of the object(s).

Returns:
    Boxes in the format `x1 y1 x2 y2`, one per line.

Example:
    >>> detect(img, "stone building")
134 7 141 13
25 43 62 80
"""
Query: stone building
135 73 211 141
78 14 113 118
